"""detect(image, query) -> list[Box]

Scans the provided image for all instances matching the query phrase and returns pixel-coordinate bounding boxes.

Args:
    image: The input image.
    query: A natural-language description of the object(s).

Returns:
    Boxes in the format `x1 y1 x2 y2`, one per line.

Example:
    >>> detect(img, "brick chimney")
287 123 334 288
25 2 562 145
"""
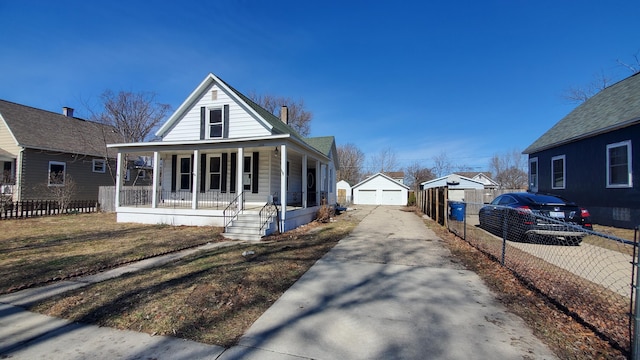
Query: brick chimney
62 107 74 117
280 105 288 124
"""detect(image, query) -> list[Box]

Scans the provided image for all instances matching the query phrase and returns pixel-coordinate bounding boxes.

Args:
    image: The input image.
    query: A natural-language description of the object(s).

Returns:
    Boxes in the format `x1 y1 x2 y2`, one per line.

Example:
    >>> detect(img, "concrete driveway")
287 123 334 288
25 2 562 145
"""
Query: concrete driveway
221 206 558 359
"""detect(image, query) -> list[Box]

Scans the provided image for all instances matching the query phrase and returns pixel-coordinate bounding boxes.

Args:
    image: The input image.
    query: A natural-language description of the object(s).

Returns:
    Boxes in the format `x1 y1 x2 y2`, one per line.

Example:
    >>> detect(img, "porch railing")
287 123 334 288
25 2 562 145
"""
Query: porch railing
282 191 329 207
118 187 237 209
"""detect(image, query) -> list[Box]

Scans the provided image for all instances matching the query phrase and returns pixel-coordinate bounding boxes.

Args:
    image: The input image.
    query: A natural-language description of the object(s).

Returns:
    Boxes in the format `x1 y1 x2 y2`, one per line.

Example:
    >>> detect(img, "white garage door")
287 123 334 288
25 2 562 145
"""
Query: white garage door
382 189 403 205
356 189 377 204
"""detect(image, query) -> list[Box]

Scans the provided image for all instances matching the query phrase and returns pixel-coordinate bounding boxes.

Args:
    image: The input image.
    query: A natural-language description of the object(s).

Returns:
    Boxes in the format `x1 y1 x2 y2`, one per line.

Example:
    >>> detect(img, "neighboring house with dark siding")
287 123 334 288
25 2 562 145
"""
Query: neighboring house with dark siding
523 72 640 228
0 99 123 201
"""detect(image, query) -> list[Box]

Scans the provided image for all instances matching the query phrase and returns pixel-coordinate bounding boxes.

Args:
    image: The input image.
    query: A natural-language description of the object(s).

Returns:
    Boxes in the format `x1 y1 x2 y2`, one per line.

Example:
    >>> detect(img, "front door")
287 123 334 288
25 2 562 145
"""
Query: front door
307 168 316 206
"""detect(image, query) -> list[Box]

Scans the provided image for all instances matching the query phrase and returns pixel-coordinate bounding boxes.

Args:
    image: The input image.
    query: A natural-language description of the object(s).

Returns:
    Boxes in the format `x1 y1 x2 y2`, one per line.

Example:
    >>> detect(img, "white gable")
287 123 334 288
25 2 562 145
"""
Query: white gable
160 81 272 142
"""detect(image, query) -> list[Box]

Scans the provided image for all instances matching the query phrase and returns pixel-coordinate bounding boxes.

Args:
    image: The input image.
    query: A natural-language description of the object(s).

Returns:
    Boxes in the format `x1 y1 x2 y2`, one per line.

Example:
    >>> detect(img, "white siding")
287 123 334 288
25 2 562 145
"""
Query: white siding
162 83 271 141
353 174 408 205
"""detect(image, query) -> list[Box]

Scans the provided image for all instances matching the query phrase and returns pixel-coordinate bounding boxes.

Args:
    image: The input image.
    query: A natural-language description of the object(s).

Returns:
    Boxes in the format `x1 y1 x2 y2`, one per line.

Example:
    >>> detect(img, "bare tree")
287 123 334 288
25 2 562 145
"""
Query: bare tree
617 50 640 74
368 147 400 174
337 143 365 185
249 92 312 137
562 71 613 104
489 149 528 189
405 161 435 191
431 151 452 178
92 90 171 143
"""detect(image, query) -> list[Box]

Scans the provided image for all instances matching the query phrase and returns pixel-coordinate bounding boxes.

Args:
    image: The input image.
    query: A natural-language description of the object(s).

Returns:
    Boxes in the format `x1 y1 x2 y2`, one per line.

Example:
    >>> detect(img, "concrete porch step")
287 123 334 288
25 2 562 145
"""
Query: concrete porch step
223 212 276 241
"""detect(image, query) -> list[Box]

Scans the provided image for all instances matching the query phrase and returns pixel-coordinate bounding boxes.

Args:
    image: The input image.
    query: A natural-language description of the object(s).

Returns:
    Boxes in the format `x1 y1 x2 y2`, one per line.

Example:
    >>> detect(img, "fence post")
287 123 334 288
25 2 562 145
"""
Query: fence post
633 226 640 360
501 214 507 266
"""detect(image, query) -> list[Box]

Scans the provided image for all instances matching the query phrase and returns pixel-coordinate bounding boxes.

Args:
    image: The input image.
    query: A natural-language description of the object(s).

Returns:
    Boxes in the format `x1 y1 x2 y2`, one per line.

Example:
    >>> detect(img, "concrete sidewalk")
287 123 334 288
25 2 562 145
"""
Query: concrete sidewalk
0 206 558 359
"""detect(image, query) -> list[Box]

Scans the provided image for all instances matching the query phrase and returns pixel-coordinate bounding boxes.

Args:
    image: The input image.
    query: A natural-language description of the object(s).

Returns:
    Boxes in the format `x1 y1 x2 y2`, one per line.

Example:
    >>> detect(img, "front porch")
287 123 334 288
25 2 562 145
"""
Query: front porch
112 140 334 237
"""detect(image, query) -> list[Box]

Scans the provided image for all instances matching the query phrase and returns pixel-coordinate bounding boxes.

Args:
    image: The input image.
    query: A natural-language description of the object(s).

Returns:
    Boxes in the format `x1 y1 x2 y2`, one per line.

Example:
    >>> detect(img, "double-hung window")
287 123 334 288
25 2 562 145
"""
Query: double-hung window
209 156 222 190
551 155 565 189
208 108 223 138
607 140 632 188
48 161 66 186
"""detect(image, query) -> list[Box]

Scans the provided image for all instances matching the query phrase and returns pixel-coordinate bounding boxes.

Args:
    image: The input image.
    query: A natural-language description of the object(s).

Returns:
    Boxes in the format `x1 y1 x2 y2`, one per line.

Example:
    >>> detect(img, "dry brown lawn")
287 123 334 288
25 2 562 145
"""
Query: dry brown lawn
0 213 224 294
10 211 359 347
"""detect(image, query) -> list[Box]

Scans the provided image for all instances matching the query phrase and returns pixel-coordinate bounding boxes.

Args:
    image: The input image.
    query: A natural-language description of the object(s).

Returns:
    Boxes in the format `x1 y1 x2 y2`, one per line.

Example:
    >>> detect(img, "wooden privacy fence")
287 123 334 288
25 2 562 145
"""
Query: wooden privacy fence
0 200 97 220
416 187 448 226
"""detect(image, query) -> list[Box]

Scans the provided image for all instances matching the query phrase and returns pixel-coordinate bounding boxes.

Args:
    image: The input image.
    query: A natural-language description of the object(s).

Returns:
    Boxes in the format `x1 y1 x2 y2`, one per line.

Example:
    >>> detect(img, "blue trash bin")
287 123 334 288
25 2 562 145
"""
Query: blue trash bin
450 202 465 221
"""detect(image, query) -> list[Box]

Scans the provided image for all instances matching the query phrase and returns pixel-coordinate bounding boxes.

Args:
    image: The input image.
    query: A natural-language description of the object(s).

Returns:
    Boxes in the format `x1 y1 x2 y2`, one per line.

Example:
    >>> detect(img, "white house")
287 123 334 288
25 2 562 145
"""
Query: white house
336 180 352 204
421 174 485 202
108 73 338 240
352 172 409 205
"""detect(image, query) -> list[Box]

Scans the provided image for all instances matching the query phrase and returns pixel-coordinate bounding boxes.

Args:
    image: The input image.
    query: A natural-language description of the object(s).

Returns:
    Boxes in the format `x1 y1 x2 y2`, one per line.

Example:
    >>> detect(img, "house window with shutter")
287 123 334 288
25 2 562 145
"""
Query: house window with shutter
208 108 223 138
607 140 632 188
209 155 222 190
551 155 565 189
179 156 191 190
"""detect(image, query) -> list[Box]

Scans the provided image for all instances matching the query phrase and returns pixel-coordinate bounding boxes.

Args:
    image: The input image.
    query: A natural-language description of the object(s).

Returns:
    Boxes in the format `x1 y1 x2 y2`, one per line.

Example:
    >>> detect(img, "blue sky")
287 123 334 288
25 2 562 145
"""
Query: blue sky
1 1 638 173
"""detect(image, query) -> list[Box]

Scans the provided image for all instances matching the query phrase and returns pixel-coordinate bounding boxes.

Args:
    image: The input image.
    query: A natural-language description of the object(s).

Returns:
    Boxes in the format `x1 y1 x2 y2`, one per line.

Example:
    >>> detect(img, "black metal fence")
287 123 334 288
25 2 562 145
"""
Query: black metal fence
0 199 97 220
446 199 636 355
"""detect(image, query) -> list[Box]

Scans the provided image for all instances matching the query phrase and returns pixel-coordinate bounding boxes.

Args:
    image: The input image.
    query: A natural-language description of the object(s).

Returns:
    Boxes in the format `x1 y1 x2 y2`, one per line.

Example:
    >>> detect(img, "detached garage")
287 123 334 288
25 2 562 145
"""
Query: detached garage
352 172 409 205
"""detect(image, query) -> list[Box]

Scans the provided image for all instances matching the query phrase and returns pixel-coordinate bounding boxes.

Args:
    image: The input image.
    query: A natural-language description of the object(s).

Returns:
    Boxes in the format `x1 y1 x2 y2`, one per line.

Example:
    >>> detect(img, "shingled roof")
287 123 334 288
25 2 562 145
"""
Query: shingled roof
0 99 123 157
524 72 640 154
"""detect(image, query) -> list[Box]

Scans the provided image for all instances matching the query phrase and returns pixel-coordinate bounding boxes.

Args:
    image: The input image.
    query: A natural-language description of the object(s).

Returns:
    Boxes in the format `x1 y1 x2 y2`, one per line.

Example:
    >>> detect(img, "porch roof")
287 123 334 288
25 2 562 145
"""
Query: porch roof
107 133 331 162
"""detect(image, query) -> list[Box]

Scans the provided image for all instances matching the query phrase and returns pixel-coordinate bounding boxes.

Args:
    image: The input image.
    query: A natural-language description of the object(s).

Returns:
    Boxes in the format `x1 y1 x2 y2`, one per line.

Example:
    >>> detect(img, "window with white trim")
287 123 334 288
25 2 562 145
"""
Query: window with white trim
607 140 632 188
551 155 565 189
243 155 252 191
209 155 221 190
208 108 223 138
48 161 66 186
179 156 191 190
93 159 106 173
529 157 538 192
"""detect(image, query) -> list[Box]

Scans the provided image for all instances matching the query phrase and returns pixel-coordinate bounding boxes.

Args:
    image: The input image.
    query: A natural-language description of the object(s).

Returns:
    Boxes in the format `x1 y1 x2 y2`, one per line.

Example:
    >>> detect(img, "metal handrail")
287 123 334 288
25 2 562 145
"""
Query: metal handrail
259 202 278 233
223 192 244 230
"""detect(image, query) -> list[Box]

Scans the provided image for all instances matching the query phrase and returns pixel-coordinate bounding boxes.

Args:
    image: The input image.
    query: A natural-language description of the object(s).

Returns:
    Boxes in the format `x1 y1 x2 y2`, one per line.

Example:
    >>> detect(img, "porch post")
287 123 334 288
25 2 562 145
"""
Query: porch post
302 155 308 208
237 147 244 210
115 152 123 208
192 149 200 209
315 159 320 206
151 151 160 208
280 144 287 230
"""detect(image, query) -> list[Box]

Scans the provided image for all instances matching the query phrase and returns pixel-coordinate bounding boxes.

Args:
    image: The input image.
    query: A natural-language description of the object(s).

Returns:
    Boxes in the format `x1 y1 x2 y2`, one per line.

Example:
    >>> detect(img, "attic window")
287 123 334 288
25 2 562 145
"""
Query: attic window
208 108 223 138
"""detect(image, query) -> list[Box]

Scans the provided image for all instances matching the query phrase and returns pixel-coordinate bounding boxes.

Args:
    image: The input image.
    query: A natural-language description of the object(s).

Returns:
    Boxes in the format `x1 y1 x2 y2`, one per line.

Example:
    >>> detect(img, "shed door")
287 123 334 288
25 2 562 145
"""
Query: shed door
382 189 403 205
357 189 377 205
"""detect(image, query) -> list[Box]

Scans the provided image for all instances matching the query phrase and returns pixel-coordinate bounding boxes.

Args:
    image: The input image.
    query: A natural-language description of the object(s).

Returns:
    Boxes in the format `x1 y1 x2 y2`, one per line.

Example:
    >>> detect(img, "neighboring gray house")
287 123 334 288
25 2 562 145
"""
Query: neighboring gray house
108 73 339 239
455 172 499 189
421 174 485 202
523 72 640 228
0 100 122 201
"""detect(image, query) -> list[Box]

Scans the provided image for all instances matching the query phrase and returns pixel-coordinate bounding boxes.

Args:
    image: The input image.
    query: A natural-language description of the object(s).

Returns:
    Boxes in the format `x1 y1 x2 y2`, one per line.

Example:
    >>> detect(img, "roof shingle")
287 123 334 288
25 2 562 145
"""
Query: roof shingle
0 99 123 157
524 72 640 154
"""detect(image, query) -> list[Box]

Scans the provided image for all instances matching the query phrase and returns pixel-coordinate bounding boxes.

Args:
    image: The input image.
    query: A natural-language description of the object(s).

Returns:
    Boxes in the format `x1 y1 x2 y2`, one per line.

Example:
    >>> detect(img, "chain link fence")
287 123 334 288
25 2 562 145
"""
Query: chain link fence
447 199 636 355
